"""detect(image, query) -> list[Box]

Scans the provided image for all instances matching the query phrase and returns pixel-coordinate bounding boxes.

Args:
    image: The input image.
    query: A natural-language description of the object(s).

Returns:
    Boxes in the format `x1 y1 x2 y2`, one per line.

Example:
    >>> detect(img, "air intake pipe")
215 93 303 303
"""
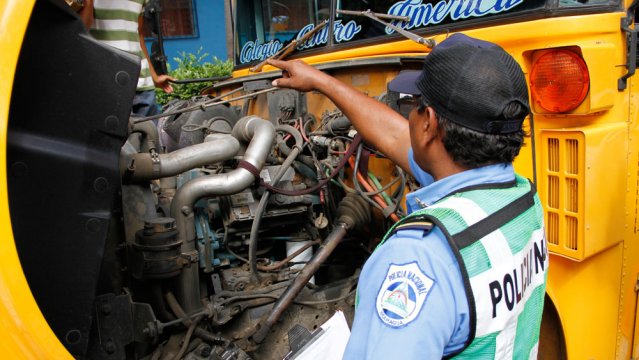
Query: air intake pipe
123 133 240 181
170 116 275 312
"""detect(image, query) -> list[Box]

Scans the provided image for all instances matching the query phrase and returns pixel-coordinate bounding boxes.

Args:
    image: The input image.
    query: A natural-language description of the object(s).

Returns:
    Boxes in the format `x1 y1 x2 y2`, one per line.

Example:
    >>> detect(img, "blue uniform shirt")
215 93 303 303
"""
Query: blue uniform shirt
343 149 516 359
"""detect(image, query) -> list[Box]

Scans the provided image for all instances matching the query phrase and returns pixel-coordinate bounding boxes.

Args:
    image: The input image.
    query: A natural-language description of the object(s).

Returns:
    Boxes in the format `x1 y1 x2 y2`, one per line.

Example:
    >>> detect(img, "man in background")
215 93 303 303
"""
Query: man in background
80 0 174 116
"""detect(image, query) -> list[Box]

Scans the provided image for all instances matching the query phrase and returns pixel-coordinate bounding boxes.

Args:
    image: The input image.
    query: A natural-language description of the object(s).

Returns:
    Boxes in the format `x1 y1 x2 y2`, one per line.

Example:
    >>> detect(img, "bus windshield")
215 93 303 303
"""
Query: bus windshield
234 0 617 67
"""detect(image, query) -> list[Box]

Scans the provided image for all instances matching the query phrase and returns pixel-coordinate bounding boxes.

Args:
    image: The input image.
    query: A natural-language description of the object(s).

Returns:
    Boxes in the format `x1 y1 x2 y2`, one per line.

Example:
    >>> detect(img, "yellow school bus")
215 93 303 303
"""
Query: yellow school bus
2 0 639 359
224 1 639 357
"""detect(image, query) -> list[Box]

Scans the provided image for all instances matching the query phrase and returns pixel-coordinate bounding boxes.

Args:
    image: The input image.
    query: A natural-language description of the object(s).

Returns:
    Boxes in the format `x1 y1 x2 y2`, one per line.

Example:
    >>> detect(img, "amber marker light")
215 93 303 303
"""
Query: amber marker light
530 49 590 113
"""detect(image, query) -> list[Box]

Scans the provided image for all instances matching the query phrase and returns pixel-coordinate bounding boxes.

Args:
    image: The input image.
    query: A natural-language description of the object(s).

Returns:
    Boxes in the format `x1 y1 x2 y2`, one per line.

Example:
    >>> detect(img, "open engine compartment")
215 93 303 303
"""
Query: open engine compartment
116 101 387 359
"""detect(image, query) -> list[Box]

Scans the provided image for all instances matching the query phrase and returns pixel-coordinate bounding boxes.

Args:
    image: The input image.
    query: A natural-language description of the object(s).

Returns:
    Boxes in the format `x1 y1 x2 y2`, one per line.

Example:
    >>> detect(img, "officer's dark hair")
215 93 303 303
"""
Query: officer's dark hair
417 100 528 168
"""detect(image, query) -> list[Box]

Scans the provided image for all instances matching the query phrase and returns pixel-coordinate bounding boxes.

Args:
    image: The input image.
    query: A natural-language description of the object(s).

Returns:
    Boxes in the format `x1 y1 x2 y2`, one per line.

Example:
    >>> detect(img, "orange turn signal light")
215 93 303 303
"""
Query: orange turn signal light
530 49 590 113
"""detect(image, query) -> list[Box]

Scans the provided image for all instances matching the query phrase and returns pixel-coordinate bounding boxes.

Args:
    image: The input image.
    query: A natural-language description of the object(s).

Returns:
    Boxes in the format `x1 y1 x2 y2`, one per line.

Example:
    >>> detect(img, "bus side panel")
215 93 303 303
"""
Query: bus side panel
626 66 639 360
547 248 623 359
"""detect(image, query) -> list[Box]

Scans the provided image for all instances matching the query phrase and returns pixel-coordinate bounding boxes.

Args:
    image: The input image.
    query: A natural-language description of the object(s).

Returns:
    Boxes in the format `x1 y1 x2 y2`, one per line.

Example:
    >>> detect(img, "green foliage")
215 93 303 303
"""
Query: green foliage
156 48 233 106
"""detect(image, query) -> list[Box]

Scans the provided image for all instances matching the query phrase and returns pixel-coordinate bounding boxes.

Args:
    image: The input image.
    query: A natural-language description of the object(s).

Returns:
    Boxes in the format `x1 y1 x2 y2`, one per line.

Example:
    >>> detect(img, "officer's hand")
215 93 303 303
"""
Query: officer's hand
267 59 323 92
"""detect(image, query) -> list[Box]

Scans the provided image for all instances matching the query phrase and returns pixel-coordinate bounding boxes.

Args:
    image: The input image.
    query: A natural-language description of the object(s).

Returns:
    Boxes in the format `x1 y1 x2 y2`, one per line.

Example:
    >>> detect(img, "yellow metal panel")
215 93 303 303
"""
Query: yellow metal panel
539 124 626 261
625 61 639 360
583 42 617 113
546 245 623 359
580 123 627 258
0 0 72 358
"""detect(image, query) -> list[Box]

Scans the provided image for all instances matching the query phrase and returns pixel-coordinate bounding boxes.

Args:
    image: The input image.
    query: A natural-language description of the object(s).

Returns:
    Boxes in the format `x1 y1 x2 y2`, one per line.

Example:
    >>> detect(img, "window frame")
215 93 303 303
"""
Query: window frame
144 0 199 41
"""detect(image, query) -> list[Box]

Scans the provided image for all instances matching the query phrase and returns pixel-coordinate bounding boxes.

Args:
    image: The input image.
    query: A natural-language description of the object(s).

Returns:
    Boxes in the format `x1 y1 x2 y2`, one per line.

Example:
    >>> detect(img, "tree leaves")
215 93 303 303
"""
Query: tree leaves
156 47 233 105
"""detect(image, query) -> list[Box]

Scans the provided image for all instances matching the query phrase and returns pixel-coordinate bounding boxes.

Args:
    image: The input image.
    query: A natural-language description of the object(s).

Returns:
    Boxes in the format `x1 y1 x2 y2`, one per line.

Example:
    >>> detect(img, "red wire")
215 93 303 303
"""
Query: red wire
348 157 399 223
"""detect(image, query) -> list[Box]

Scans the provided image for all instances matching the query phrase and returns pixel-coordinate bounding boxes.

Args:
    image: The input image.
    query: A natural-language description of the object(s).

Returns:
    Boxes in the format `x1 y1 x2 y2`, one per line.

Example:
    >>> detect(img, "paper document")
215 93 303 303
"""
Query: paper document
287 310 351 360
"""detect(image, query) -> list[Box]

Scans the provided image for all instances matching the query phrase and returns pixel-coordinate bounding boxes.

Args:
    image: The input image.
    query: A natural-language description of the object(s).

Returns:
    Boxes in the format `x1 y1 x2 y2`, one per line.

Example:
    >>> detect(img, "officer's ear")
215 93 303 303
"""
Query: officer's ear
422 106 439 139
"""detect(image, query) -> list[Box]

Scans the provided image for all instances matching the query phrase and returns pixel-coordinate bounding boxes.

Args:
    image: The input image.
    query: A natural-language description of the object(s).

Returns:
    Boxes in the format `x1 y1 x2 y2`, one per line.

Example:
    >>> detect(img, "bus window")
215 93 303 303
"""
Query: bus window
235 0 331 65
234 0 620 68
558 0 611 6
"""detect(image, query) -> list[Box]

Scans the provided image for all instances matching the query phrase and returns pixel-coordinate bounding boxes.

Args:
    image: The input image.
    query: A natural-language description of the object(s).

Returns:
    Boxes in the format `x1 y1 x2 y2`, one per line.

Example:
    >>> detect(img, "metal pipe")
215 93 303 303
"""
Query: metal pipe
248 124 303 278
125 134 240 181
171 116 275 216
164 292 225 344
133 87 276 124
258 239 320 271
250 223 350 344
130 120 160 152
170 116 275 312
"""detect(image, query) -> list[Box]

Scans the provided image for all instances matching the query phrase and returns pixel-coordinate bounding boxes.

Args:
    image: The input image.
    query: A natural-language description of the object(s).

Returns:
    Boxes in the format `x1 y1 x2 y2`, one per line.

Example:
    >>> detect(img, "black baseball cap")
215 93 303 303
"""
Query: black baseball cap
388 33 530 134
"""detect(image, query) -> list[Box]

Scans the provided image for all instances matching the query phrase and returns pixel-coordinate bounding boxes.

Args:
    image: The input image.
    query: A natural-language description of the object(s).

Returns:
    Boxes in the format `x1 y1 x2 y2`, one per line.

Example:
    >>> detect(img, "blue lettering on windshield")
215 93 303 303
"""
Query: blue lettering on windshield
238 0 523 64
239 39 283 64
386 0 524 33
239 20 361 64
297 20 362 49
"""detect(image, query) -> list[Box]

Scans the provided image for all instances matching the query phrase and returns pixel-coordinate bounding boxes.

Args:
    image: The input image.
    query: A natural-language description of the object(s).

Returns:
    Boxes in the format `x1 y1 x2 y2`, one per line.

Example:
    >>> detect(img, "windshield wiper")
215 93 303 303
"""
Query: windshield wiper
250 20 329 73
337 9 436 48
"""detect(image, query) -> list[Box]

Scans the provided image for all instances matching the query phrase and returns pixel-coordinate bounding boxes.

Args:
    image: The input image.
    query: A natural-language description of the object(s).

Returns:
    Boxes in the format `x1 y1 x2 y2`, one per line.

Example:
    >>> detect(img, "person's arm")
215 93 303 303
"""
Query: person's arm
138 14 174 94
268 59 412 173
78 0 93 29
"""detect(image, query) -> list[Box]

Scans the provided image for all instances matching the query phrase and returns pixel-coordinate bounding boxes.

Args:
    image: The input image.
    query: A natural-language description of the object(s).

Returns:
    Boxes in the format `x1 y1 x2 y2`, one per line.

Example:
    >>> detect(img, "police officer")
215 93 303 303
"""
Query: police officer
268 33 548 359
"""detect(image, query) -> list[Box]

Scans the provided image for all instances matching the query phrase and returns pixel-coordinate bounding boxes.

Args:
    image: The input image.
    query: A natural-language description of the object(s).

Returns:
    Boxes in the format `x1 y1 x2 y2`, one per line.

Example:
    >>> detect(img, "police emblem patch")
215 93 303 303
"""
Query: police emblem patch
376 262 433 328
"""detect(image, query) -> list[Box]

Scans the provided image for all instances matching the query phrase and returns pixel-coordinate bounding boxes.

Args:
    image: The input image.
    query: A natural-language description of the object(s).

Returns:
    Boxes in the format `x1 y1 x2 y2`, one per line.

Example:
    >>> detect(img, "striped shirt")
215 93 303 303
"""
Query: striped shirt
90 0 154 91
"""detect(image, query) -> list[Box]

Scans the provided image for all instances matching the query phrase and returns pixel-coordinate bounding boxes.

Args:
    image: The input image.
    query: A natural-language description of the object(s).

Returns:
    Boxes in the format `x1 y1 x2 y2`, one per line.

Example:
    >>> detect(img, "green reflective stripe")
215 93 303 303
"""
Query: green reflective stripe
456 176 529 210
457 177 538 256
460 241 491 277
93 8 140 22
513 285 545 358
455 188 515 217
90 29 140 42
453 332 498 359
500 199 542 255
426 207 468 235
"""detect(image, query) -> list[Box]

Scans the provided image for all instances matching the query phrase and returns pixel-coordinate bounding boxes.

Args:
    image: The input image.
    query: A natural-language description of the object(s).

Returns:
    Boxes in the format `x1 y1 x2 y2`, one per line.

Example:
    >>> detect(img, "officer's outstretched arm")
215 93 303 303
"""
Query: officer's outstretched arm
268 59 412 175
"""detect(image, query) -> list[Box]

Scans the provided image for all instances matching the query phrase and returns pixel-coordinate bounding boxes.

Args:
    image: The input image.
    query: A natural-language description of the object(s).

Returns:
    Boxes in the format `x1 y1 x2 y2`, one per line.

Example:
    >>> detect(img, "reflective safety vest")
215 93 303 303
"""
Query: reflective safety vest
380 175 548 359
